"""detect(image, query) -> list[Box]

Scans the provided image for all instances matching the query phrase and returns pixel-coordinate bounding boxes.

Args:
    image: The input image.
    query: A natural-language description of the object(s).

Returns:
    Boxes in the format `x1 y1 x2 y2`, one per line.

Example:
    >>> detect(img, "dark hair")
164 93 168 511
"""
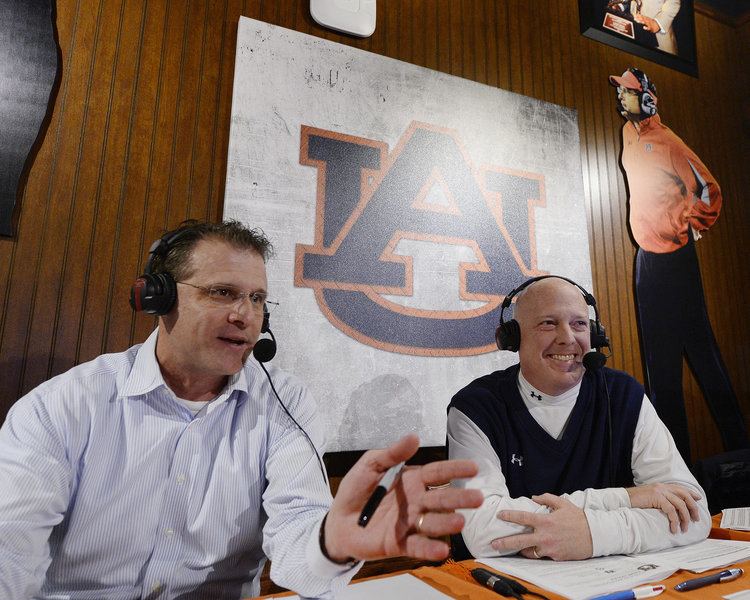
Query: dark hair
152 220 273 281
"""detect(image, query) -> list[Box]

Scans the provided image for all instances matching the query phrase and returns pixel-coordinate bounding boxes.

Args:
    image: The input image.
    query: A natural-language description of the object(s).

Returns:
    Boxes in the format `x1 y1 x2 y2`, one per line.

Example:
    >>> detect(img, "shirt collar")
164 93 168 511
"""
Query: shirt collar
120 328 249 406
517 370 581 407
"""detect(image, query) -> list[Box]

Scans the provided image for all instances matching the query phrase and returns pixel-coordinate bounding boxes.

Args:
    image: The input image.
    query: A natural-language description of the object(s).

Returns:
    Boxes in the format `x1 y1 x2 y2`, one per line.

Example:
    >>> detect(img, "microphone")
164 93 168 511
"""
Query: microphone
252 329 277 363
471 568 528 597
583 349 607 370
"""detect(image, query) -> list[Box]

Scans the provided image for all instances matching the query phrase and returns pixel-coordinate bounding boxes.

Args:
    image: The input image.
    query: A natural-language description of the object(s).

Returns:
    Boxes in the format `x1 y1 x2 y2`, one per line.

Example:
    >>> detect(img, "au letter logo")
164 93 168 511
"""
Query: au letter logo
295 122 545 356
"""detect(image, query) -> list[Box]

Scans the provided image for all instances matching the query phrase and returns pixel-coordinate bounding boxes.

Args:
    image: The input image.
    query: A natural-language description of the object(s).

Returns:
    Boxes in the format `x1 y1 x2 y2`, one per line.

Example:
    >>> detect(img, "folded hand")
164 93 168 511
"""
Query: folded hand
627 483 702 534
491 493 593 561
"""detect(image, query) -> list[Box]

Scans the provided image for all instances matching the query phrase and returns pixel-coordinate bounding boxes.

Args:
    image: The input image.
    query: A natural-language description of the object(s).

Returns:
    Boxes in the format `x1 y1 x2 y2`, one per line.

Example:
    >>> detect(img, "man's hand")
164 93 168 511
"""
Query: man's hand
491 494 593 561
323 434 483 563
634 14 661 32
627 483 702 534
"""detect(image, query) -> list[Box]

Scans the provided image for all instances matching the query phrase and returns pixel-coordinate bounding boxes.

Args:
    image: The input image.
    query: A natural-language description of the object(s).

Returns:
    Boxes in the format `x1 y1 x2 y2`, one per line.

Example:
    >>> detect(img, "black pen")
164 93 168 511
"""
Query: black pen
674 567 743 592
357 461 405 527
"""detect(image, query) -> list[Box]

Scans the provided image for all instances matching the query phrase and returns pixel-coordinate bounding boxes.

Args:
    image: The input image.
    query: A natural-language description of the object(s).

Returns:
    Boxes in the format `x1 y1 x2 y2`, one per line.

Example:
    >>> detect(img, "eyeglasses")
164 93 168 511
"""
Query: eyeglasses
178 282 279 313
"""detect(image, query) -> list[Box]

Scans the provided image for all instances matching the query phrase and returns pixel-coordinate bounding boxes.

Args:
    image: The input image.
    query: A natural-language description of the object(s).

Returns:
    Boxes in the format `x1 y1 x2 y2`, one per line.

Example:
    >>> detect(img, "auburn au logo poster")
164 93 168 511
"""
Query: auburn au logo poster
225 17 591 450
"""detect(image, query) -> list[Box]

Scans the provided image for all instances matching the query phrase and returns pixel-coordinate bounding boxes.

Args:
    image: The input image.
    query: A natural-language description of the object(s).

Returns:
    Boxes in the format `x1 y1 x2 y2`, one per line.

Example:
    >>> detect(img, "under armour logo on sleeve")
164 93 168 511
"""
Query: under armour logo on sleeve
510 453 523 466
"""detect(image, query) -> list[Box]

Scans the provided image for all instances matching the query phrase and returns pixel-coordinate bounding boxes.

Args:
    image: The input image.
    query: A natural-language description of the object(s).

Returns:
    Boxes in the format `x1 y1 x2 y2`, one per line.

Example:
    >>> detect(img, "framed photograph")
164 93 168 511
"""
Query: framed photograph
579 0 698 76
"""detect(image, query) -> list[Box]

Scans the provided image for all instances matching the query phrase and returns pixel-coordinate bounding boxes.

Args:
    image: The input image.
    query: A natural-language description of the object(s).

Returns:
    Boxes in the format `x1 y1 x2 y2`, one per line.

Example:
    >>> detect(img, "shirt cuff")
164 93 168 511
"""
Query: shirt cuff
306 516 363 580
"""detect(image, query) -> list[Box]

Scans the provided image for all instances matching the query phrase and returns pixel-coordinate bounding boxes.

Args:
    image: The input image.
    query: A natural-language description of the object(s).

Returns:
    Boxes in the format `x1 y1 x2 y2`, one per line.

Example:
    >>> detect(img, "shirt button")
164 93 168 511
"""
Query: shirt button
165 528 175 536
176 474 186 485
152 581 162 591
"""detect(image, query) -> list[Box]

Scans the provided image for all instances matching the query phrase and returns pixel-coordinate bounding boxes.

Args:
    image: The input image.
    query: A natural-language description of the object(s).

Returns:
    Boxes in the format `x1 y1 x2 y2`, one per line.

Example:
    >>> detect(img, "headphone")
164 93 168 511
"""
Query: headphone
130 227 320 482
129 228 190 315
129 226 277 362
495 275 610 370
630 67 658 117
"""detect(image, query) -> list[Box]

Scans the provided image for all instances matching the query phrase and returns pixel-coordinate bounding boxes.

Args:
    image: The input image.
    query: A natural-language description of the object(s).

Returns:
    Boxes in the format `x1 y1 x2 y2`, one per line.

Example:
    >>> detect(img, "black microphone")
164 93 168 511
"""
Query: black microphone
471 567 536 599
252 329 277 363
471 568 517 596
583 349 607 370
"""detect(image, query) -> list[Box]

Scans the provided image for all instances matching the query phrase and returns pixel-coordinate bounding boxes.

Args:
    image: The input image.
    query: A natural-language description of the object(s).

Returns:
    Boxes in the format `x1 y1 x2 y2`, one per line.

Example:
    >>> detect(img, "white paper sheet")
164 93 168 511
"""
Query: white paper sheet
478 555 675 600
635 539 750 573
266 573 452 599
722 508 750 531
478 539 750 599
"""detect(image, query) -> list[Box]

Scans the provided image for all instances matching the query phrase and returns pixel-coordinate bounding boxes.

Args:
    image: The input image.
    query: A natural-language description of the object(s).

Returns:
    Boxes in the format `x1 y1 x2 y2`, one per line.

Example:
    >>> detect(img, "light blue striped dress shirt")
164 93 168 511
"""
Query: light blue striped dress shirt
0 330 356 599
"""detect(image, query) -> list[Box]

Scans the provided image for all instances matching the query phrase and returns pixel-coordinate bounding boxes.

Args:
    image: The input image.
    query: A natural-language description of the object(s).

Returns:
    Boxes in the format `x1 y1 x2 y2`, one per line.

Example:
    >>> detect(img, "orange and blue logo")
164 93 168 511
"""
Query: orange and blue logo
295 122 545 356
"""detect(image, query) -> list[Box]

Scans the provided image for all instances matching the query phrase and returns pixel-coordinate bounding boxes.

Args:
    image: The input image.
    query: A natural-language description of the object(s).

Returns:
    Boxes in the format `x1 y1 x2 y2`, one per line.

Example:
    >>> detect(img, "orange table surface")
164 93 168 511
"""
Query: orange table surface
253 521 750 599
252 558 750 599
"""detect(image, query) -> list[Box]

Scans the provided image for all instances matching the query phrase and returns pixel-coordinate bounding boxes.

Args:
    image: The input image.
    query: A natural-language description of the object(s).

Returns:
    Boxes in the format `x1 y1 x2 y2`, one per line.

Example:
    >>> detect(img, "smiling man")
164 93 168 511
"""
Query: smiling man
447 275 710 561
0 220 482 600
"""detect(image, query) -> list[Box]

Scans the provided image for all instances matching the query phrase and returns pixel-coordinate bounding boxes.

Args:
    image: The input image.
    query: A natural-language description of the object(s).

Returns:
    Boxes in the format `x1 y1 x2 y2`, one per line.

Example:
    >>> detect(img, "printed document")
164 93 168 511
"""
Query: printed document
479 539 750 599
478 555 675 600
635 538 750 573
722 508 750 531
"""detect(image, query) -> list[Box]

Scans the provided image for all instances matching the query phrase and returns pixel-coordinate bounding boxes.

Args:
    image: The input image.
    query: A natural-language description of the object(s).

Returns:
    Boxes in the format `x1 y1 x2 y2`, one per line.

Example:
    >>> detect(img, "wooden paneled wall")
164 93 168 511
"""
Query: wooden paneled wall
1 0 748 462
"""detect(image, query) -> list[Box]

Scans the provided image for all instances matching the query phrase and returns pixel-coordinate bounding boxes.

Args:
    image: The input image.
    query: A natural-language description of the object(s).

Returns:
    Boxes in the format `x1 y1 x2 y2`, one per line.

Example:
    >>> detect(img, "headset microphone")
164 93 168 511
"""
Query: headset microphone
583 350 607 371
497 275 610 370
252 304 277 363
252 330 277 363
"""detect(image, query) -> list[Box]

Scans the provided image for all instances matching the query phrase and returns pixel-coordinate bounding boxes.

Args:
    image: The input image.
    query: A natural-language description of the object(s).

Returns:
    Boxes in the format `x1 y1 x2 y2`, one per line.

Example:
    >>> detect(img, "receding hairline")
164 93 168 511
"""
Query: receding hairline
153 220 273 282
178 236 267 280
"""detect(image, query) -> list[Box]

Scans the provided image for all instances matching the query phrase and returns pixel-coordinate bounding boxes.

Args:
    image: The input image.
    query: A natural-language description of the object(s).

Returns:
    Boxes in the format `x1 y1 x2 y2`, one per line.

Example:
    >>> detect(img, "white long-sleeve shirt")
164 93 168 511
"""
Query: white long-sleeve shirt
0 329 358 599
447 371 711 558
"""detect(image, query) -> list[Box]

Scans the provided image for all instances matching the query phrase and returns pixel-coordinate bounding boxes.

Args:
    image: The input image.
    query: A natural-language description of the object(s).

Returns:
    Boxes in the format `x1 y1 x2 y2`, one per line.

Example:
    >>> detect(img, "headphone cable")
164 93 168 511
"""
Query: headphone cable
258 360 329 486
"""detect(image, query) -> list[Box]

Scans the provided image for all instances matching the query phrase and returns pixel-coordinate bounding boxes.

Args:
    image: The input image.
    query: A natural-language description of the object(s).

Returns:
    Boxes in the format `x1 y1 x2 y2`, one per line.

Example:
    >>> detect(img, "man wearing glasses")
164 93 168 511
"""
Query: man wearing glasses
0 220 482 599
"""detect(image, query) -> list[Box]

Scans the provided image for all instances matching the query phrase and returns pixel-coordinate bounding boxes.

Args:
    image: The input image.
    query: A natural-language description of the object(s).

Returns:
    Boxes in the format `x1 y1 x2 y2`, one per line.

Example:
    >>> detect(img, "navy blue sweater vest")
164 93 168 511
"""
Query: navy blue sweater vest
449 365 643 499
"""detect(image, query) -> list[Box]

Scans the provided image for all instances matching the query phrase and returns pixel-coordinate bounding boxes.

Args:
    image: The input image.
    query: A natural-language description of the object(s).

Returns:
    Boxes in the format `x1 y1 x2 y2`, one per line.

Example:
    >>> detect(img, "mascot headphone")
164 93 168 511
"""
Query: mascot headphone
630 67 658 117
129 226 276 362
609 67 658 118
496 275 611 370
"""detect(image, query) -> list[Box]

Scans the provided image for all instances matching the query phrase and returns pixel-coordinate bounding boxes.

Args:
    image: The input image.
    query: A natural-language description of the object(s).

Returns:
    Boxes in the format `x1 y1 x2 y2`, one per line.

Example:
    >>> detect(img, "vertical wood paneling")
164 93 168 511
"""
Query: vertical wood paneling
106 1 168 355
436 2 451 74
1 0 748 462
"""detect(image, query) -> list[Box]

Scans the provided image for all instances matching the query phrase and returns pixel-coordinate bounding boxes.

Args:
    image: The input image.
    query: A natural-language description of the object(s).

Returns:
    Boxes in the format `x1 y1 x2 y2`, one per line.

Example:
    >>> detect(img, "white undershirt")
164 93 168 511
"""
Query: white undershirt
517 371 581 440
176 398 210 416
164 387 211 416
447 370 711 558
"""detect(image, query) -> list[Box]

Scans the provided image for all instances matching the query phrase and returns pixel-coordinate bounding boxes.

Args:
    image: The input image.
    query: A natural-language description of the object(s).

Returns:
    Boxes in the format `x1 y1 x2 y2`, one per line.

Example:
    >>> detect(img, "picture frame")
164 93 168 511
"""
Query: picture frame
579 0 698 77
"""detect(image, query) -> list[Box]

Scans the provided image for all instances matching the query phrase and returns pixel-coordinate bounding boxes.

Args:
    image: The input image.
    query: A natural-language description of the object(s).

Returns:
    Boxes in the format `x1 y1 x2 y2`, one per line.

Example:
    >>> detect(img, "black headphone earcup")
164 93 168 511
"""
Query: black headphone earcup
129 272 177 315
640 90 656 115
496 319 521 352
